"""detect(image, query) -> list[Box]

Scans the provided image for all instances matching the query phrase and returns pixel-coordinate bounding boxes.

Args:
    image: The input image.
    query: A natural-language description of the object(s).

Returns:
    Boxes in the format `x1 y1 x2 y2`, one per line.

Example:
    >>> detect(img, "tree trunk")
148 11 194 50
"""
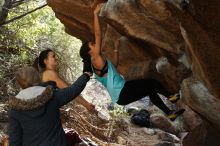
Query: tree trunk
0 0 12 25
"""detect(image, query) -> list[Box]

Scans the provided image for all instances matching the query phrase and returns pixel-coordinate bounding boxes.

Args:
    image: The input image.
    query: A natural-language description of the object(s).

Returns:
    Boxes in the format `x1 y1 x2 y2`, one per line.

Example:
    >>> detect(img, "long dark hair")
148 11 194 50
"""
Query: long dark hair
33 49 53 71
80 42 90 59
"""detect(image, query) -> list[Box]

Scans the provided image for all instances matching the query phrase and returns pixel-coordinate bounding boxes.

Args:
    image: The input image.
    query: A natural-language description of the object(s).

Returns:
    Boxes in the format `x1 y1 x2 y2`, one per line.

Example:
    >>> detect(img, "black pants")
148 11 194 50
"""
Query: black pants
117 79 172 115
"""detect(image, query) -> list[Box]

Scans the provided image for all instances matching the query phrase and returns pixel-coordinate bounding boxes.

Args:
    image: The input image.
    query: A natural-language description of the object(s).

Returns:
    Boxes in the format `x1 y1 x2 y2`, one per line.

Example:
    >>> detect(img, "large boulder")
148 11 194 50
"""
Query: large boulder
181 78 220 130
47 0 220 143
165 0 220 98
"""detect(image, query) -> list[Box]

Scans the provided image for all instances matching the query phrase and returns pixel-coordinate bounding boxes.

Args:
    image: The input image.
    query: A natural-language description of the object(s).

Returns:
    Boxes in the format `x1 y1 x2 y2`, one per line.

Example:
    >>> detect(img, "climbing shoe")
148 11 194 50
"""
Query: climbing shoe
167 109 185 121
169 93 180 103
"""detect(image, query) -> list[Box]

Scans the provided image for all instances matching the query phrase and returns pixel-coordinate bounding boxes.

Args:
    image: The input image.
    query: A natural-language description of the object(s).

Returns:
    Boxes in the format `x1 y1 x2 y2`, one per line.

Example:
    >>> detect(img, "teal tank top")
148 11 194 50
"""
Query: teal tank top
93 59 125 103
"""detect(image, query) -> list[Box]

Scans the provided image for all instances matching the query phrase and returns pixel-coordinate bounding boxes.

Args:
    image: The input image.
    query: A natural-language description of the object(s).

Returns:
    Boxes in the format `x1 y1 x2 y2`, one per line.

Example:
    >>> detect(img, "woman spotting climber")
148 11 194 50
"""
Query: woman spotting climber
80 3 185 121
33 49 96 112
9 65 92 146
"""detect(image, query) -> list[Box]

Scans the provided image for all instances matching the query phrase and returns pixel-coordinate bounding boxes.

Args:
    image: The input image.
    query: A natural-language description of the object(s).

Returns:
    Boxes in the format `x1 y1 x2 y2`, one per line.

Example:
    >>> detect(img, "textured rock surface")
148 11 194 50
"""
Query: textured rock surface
165 0 220 98
181 78 220 130
156 131 180 143
150 114 179 136
176 101 202 131
182 121 220 146
180 78 220 145
46 0 220 95
47 0 220 144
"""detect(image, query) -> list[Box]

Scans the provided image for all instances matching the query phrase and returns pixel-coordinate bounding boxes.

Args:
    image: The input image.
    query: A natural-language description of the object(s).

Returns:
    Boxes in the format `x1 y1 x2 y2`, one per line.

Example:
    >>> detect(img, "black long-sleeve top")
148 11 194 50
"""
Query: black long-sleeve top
9 74 90 146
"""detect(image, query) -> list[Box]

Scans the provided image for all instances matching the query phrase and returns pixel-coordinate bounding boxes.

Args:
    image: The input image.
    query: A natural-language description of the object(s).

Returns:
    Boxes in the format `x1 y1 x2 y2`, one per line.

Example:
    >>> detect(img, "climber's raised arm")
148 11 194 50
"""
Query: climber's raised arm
93 3 103 57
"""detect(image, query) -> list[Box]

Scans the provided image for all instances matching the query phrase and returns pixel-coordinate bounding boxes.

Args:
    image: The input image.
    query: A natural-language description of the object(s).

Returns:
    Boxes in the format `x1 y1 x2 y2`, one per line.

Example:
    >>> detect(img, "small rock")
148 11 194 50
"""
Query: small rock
117 136 127 145
124 106 139 115
179 132 188 140
150 114 179 135
143 128 156 135
157 131 180 143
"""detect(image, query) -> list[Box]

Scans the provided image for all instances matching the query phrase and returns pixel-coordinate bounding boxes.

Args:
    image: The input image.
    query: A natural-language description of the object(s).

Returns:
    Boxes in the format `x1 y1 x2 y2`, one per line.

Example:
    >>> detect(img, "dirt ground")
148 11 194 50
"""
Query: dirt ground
61 102 163 146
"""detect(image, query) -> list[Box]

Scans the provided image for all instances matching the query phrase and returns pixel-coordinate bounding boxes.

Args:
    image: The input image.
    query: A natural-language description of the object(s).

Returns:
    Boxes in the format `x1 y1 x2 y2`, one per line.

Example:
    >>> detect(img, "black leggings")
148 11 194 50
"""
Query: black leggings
117 79 172 115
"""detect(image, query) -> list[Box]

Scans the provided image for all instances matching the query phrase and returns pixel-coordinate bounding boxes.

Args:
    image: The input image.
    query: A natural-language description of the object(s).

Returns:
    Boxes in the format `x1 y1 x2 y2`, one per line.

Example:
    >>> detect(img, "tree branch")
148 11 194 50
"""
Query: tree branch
0 0 13 24
9 0 30 9
0 4 47 26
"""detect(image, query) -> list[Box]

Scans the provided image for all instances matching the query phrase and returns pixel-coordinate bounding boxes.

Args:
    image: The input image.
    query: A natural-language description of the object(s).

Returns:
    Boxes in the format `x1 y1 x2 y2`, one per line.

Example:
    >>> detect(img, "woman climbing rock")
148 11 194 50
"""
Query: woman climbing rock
79 3 185 121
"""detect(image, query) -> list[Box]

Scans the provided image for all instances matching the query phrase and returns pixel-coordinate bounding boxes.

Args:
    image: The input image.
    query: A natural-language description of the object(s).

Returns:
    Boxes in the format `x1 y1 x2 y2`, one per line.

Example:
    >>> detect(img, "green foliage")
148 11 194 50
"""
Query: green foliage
0 1 82 98
109 106 129 118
